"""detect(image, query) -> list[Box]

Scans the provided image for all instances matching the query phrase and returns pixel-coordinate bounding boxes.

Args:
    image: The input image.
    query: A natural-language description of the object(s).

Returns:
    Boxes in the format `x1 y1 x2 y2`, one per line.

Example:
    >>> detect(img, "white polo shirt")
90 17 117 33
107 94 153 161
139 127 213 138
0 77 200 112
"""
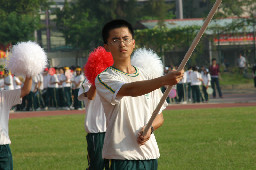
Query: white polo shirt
78 79 106 133
191 71 202 86
202 73 211 86
95 66 167 160
186 70 193 83
0 89 21 144
48 74 59 88
62 74 71 88
178 71 187 84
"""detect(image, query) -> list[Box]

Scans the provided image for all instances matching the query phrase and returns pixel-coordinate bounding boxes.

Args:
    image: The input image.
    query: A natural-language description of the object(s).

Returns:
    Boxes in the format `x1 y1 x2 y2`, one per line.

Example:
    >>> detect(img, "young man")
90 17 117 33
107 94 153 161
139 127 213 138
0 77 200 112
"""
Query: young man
78 78 108 170
0 76 32 169
95 19 184 169
209 58 222 98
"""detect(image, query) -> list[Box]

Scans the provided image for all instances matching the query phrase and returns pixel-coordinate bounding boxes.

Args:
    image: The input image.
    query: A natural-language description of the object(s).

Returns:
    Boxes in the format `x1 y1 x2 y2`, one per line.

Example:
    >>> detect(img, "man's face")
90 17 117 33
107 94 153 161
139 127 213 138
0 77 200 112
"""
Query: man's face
104 27 135 62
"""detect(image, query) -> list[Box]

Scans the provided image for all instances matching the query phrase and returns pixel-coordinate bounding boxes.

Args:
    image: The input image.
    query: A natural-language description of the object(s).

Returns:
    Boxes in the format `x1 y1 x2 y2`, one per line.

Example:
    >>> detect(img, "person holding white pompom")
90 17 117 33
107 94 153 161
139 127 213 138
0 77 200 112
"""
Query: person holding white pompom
0 76 32 169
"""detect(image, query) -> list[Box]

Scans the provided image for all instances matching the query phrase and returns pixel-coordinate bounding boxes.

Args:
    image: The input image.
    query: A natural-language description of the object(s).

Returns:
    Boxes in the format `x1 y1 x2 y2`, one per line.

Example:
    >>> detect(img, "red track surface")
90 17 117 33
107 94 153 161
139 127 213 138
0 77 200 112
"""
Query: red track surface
10 102 256 119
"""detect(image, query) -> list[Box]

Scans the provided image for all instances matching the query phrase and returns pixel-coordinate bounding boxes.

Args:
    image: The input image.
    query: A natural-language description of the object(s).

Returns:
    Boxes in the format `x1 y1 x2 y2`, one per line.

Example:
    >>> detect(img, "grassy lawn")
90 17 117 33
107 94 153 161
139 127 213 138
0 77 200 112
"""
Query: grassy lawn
10 106 256 170
220 71 253 86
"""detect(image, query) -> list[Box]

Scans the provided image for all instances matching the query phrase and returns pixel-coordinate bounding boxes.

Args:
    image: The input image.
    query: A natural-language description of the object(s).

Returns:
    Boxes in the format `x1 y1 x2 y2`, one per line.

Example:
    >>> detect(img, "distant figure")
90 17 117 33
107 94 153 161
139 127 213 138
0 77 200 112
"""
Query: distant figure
238 54 246 74
252 64 256 88
209 58 223 98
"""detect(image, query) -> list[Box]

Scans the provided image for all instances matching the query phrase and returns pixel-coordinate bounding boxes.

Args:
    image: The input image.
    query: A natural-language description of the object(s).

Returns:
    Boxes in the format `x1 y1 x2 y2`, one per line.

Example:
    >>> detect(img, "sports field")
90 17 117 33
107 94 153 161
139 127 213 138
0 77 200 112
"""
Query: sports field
10 106 256 170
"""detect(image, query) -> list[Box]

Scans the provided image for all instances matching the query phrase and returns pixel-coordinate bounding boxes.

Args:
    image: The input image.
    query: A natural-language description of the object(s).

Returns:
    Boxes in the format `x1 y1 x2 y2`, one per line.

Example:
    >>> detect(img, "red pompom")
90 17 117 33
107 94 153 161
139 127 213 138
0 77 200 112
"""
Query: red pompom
84 46 114 85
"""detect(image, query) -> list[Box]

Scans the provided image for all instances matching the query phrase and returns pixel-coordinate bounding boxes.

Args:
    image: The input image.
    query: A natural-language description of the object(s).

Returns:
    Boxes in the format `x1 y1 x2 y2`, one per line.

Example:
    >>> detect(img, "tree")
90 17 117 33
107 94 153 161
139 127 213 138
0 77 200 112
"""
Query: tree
0 0 49 48
55 0 176 51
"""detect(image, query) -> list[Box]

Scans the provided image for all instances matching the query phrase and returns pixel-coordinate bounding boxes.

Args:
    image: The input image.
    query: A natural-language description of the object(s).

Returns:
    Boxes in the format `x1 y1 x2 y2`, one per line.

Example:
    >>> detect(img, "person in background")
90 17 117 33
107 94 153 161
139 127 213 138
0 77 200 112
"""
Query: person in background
34 73 45 111
209 58 223 98
73 67 84 110
185 66 193 102
57 67 65 109
4 69 14 91
191 66 202 103
201 68 211 103
177 70 187 104
63 67 72 110
238 53 246 74
26 76 38 111
42 68 50 110
48 68 59 109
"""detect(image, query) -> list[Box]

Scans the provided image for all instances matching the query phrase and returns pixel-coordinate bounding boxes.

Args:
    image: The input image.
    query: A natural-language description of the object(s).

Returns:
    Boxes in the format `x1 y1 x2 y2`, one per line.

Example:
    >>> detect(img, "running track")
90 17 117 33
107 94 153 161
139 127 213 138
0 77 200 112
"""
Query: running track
10 102 256 119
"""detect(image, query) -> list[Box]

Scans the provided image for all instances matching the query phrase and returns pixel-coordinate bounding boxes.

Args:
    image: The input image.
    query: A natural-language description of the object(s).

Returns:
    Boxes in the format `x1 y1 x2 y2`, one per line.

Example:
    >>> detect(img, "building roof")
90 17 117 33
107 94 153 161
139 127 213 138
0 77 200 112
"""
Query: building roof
140 17 255 34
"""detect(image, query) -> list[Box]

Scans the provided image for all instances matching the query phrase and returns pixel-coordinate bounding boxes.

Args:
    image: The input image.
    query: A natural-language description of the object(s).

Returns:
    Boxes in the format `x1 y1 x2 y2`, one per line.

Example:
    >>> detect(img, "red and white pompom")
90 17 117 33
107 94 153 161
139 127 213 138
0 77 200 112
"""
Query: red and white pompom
7 41 48 77
84 46 113 85
131 48 164 78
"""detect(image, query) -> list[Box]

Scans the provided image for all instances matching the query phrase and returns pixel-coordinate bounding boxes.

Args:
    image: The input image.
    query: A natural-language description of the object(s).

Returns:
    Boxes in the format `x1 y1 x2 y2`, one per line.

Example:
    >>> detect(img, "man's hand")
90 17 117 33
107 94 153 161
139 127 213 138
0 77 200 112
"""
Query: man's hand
164 69 184 86
137 126 151 146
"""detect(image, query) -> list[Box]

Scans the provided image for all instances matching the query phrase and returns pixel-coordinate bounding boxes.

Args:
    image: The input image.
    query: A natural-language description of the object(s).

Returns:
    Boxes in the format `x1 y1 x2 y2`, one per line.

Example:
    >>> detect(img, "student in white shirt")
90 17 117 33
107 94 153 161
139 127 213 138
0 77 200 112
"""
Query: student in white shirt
26 76 38 111
4 70 14 91
95 19 184 169
48 68 59 109
201 68 211 102
73 67 84 110
63 67 72 110
191 66 203 103
177 71 187 103
78 78 108 170
34 73 46 110
42 68 50 109
0 76 32 170
185 66 193 102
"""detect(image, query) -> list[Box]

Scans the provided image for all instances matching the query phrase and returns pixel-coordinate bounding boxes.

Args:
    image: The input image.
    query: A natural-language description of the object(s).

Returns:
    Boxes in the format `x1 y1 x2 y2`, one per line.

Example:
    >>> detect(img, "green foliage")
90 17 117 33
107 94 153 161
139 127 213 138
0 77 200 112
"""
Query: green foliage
135 25 200 56
0 12 39 45
55 0 175 51
220 71 253 85
0 0 49 46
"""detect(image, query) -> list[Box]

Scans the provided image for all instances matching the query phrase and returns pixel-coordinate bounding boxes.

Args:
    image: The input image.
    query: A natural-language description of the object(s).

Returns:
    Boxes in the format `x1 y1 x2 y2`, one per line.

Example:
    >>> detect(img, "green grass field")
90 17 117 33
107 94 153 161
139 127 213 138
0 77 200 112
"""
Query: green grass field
10 106 256 170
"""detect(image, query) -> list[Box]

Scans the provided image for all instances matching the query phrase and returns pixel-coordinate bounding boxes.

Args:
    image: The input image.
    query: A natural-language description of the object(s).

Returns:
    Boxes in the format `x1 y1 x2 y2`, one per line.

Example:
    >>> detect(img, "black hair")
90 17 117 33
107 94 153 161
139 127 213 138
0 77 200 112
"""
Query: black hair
192 66 198 71
102 19 134 44
212 58 216 61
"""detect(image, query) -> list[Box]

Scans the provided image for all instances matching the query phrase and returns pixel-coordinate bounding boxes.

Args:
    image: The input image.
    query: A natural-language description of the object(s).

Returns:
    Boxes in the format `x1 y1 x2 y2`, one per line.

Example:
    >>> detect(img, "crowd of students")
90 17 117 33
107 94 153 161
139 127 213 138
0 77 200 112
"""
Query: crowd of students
0 66 85 112
164 65 212 104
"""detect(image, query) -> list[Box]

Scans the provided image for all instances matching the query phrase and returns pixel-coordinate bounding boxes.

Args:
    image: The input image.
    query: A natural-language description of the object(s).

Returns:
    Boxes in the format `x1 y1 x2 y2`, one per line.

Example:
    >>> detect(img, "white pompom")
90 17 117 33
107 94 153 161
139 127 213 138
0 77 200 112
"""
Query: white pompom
7 41 48 77
131 48 164 78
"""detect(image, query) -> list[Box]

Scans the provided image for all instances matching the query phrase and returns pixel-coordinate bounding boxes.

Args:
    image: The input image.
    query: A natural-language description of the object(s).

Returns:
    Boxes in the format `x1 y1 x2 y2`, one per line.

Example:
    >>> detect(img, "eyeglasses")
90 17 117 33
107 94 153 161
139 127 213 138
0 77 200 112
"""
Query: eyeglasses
109 38 133 46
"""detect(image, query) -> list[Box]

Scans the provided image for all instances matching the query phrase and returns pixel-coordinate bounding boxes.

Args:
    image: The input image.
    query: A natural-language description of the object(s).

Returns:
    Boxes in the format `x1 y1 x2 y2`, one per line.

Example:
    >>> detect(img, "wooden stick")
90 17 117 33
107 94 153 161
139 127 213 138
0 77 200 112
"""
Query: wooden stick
143 0 222 136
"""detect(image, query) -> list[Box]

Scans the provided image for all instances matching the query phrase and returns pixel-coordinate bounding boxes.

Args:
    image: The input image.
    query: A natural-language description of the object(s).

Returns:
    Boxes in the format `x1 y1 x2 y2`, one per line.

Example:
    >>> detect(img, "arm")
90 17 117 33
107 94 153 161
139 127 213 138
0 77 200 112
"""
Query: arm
21 77 32 98
137 113 164 145
83 85 96 100
117 70 184 97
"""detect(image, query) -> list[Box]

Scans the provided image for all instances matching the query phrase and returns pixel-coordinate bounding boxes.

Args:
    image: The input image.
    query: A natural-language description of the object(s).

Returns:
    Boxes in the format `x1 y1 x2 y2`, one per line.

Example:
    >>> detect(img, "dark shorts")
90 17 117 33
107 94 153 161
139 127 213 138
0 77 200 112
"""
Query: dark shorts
110 159 158 170
86 132 109 170
0 144 13 170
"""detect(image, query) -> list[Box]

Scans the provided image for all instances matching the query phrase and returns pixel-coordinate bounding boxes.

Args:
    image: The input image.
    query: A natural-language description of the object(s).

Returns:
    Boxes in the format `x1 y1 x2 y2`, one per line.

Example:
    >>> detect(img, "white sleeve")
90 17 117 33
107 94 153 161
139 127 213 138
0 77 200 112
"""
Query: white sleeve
78 79 91 101
95 72 125 105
